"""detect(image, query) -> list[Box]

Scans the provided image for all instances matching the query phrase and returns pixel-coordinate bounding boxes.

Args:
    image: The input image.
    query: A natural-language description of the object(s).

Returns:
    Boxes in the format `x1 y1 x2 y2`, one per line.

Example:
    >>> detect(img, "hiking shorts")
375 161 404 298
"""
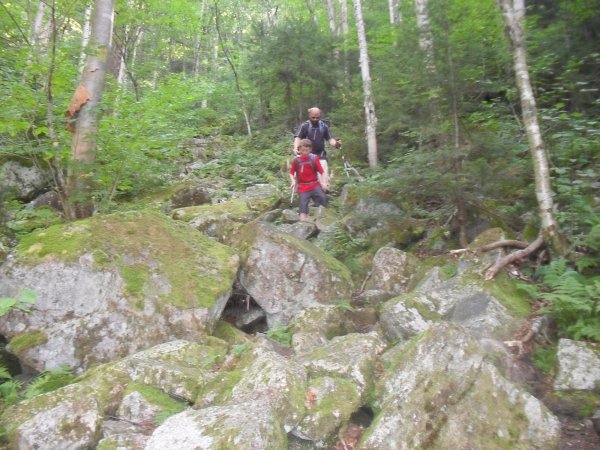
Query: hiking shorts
299 186 328 215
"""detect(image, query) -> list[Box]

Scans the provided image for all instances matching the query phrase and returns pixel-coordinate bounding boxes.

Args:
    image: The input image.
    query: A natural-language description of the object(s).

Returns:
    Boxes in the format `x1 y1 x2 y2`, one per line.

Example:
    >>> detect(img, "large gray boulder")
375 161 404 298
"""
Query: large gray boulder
358 246 421 305
554 338 600 391
0 339 227 449
380 262 528 341
146 399 288 450
1 160 51 201
360 323 560 450
237 221 354 325
0 211 239 373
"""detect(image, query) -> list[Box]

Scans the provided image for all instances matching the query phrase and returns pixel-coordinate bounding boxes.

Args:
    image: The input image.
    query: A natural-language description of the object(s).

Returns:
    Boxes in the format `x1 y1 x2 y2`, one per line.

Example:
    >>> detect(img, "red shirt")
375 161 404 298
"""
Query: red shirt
290 154 324 193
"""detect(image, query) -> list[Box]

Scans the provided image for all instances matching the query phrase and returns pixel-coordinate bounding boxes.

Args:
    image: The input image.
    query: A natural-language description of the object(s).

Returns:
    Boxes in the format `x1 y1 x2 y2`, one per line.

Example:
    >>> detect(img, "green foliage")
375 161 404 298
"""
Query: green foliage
194 139 287 190
0 290 37 317
334 300 356 312
231 341 252 357
6 207 63 237
317 224 369 260
24 365 76 399
531 345 557 376
94 75 212 210
265 323 292 347
538 259 600 341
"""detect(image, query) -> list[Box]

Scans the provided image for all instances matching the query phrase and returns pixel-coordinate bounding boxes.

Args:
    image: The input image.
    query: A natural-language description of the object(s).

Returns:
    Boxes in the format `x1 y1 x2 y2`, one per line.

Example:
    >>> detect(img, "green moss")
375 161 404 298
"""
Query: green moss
275 232 353 285
194 368 243 408
96 439 119 450
403 295 441 322
16 222 92 263
124 383 186 415
120 264 149 299
14 211 238 310
439 263 458 280
545 391 600 419
212 321 249 345
480 272 531 318
173 198 251 222
8 330 47 354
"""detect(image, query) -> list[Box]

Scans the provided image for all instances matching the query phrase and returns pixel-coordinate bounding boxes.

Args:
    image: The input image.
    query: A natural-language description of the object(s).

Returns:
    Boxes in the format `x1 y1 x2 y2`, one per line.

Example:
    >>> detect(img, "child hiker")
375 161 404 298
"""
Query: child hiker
289 139 329 222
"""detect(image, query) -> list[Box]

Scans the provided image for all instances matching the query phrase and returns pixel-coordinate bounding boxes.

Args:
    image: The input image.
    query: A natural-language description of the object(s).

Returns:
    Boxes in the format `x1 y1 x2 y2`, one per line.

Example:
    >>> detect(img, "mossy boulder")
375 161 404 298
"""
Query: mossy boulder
236 221 354 326
0 211 239 373
292 376 361 443
172 198 257 245
361 323 560 449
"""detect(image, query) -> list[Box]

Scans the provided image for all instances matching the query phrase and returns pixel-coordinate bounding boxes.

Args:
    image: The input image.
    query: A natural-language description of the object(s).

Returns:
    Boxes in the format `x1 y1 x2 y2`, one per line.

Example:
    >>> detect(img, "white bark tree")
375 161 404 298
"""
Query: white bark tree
389 0 402 25
497 0 566 256
67 0 115 218
353 0 378 168
326 0 338 36
414 0 435 71
339 0 349 35
31 0 48 48
78 6 92 73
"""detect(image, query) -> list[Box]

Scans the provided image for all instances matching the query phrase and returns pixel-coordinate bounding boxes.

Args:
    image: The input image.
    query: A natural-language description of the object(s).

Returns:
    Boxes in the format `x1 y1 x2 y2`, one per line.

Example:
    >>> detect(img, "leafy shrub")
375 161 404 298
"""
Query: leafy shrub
24 365 76 399
0 290 36 317
538 258 600 341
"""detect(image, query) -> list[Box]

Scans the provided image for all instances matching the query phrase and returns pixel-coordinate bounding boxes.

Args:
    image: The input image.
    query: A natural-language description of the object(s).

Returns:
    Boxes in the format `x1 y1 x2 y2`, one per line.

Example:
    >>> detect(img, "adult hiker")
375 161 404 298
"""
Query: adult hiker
289 139 329 222
293 107 341 181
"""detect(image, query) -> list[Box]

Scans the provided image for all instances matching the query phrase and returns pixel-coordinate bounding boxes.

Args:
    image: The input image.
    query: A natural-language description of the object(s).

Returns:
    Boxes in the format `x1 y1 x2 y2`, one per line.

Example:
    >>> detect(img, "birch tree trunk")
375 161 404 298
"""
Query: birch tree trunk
339 0 350 84
498 0 566 255
326 0 338 35
414 0 435 71
389 0 401 25
67 0 115 219
78 6 92 73
339 0 349 35
31 0 47 47
353 0 378 168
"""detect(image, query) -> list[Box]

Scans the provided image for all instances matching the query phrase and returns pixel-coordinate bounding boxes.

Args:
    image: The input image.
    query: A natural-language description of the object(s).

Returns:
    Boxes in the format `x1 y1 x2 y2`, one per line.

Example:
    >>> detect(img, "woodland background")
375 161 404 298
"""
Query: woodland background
0 0 599 377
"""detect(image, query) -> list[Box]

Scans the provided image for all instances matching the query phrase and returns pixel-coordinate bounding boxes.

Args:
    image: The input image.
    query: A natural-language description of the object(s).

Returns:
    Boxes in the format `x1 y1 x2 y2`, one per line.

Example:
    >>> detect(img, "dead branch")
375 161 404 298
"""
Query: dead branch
485 234 545 280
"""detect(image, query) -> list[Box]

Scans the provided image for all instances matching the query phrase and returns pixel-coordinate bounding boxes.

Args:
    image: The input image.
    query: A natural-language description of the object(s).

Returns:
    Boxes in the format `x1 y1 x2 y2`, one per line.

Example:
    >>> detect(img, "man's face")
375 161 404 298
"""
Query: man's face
309 112 321 126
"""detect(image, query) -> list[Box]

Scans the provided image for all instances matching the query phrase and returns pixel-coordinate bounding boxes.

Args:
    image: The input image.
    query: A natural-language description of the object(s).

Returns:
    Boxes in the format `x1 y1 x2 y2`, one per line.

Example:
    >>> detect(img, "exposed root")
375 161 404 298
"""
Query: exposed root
484 234 545 280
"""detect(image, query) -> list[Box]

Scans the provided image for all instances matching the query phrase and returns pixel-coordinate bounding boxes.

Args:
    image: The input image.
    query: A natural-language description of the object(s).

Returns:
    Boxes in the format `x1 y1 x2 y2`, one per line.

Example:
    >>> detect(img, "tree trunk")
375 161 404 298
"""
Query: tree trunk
414 0 435 71
67 0 115 219
353 0 378 168
339 0 350 85
389 0 401 25
498 0 567 256
326 0 338 36
78 6 92 73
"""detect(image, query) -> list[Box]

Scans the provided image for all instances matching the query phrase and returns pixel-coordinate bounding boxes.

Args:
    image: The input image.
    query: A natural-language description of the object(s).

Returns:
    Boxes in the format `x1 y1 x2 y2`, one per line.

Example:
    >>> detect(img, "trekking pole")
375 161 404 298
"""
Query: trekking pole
290 181 296 206
339 146 364 181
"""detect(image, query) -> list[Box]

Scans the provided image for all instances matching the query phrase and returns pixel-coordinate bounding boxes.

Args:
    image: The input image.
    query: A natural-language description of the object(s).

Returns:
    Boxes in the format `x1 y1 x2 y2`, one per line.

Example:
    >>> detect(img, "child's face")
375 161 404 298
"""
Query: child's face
299 145 312 155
